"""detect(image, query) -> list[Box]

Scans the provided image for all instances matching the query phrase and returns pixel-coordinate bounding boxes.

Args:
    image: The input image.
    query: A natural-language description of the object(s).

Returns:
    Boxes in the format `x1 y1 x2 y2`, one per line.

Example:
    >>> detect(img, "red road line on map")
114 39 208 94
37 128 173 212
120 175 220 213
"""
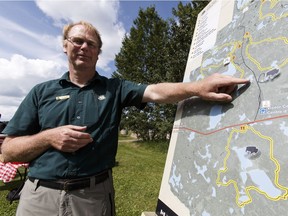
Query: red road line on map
173 114 288 136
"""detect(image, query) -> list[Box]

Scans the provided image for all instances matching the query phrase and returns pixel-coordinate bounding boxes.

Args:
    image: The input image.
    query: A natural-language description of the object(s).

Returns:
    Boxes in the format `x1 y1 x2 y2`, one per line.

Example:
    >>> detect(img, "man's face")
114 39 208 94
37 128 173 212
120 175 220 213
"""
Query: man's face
63 25 100 70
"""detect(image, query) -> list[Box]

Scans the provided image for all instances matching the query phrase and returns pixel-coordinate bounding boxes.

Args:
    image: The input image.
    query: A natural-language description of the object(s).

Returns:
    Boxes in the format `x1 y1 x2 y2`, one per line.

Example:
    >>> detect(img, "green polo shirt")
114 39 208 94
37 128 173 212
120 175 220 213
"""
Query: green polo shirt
3 72 147 180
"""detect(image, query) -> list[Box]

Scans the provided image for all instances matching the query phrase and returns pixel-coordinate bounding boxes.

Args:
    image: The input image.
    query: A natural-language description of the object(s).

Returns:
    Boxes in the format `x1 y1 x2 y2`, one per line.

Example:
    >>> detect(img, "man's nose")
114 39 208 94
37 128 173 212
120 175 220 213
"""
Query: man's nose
80 42 89 48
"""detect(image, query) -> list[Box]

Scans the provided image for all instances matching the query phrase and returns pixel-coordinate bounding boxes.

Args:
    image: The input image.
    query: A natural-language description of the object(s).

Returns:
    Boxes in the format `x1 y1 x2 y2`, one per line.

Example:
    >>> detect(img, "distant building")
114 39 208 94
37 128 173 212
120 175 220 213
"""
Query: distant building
245 146 261 159
246 146 258 154
258 68 280 83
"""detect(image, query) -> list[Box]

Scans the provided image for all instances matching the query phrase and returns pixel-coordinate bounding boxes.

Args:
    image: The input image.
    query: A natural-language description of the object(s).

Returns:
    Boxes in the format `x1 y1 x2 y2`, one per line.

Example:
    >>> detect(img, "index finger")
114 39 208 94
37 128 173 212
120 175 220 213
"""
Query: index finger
222 76 250 85
70 130 92 140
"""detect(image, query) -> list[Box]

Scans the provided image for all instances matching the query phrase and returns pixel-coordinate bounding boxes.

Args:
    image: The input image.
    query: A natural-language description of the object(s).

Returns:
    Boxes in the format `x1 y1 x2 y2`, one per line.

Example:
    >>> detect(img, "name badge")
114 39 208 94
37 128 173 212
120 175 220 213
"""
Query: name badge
56 95 70 100
98 95 106 100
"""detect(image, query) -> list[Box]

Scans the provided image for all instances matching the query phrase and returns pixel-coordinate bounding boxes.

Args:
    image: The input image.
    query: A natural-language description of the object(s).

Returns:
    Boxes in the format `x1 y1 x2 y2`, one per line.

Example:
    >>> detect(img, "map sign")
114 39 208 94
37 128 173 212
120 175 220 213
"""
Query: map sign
156 0 288 215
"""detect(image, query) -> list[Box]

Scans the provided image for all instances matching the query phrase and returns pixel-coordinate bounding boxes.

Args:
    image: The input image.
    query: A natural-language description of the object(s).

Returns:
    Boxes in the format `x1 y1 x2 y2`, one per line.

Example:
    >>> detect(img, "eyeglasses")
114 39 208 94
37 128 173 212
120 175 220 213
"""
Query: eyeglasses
66 37 98 49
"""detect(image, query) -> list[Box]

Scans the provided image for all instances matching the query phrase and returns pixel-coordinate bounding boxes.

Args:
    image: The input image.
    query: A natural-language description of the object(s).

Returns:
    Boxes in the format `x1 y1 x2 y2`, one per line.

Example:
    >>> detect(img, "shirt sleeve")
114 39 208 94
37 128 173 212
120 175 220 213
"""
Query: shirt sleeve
3 86 40 136
120 80 148 109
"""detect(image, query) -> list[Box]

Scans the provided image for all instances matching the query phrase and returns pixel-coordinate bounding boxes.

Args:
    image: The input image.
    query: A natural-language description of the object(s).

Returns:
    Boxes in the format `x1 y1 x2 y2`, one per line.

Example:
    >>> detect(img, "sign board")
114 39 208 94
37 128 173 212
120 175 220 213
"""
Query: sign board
156 0 288 215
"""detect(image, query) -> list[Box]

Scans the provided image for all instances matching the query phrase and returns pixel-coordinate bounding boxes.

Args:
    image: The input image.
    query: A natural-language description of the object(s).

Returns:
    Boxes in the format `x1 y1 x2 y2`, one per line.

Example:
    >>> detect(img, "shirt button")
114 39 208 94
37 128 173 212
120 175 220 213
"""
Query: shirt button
76 116 81 119
78 101 82 104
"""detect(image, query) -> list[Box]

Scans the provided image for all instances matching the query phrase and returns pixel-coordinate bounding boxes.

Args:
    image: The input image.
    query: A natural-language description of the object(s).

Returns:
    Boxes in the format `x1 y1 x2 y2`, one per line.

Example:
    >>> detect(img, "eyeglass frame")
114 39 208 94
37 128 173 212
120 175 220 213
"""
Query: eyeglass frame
65 36 99 50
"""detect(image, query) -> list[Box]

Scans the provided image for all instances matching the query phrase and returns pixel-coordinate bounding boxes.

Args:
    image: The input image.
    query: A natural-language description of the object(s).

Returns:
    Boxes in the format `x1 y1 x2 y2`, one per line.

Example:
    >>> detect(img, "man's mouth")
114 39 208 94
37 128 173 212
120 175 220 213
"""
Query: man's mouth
77 54 89 59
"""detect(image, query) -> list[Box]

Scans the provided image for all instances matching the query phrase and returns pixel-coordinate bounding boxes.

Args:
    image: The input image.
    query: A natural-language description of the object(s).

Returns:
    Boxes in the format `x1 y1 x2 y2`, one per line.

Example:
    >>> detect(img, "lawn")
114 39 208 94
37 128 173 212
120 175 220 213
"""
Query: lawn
0 168 25 216
114 140 168 215
0 139 168 216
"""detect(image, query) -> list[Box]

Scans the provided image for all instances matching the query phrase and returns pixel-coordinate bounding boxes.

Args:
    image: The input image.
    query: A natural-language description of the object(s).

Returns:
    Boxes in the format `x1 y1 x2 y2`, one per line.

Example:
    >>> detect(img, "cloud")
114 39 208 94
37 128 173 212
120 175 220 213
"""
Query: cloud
35 0 126 74
0 15 63 60
0 0 126 120
0 54 65 120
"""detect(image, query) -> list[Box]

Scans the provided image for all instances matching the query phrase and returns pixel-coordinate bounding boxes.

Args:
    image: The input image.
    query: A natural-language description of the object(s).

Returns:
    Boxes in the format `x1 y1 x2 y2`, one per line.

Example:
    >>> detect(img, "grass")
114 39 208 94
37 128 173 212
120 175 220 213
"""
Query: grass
118 133 136 141
114 140 168 215
0 138 168 216
0 168 26 216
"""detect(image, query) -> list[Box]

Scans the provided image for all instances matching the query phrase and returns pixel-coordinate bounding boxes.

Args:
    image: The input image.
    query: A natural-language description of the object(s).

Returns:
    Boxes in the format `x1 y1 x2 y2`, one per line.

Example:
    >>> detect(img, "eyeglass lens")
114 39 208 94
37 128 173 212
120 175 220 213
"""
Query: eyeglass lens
67 37 97 49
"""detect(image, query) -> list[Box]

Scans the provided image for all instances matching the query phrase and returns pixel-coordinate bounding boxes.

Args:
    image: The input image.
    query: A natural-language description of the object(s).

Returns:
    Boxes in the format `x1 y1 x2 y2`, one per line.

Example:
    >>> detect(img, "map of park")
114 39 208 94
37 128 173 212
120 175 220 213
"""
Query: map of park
157 0 288 215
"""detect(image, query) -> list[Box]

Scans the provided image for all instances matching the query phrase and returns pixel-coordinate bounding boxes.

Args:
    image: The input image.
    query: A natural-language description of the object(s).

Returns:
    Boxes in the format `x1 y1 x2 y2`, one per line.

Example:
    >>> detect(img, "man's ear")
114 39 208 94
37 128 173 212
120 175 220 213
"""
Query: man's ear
63 40 67 54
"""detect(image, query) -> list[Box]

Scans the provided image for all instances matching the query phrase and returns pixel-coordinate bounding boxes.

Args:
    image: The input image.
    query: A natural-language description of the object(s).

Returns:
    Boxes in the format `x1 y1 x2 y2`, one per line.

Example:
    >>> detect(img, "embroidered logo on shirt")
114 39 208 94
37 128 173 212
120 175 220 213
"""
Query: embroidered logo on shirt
98 95 106 100
56 95 70 100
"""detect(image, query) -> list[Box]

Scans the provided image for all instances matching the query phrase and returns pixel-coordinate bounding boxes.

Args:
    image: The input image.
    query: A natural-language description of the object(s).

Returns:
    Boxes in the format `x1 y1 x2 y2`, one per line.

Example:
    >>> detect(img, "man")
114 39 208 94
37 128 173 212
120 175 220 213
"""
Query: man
1 21 249 216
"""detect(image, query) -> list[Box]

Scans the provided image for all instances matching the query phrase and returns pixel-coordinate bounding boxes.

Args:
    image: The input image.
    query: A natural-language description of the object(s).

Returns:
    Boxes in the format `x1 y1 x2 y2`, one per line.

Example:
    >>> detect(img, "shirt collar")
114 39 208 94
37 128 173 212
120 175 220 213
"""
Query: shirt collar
59 71 103 87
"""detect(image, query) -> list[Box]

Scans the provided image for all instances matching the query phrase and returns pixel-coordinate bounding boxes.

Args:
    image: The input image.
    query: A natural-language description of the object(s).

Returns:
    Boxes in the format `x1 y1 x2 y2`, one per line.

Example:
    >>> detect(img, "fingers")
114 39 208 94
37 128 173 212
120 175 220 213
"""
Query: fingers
217 74 250 85
211 92 233 101
204 92 233 102
218 84 237 95
67 125 88 132
71 127 93 140
63 125 93 140
217 76 250 100
65 126 93 151
49 125 93 152
231 77 250 84
199 74 250 102
61 137 92 153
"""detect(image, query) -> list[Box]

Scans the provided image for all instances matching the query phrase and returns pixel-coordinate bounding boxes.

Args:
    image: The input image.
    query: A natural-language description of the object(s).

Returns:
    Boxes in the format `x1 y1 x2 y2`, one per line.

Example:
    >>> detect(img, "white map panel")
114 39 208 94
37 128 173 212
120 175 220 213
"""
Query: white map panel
157 0 288 215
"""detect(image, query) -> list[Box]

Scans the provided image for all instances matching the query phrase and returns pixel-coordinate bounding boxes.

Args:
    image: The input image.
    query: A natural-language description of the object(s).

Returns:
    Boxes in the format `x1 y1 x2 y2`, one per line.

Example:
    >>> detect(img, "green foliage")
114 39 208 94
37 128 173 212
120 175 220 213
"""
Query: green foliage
114 1 210 141
114 7 169 83
114 6 173 141
167 1 209 82
120 104 175 141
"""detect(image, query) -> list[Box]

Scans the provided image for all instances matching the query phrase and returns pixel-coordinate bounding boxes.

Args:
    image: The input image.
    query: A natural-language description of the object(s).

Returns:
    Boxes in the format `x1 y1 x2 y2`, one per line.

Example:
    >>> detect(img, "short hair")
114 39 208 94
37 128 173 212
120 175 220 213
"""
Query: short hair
62 21 102 53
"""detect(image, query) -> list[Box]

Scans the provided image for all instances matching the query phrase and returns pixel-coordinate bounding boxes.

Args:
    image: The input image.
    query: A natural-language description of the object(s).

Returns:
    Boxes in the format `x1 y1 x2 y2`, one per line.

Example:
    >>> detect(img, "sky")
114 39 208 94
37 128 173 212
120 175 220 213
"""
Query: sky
0 0 186 121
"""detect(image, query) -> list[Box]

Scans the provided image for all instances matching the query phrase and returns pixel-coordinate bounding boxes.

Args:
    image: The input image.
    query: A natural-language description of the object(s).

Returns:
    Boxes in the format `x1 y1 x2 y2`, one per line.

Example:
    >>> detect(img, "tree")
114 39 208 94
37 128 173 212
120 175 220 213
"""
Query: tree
114 2 210 141
167 1 209 83
114 6 171 141
114 6 169 83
